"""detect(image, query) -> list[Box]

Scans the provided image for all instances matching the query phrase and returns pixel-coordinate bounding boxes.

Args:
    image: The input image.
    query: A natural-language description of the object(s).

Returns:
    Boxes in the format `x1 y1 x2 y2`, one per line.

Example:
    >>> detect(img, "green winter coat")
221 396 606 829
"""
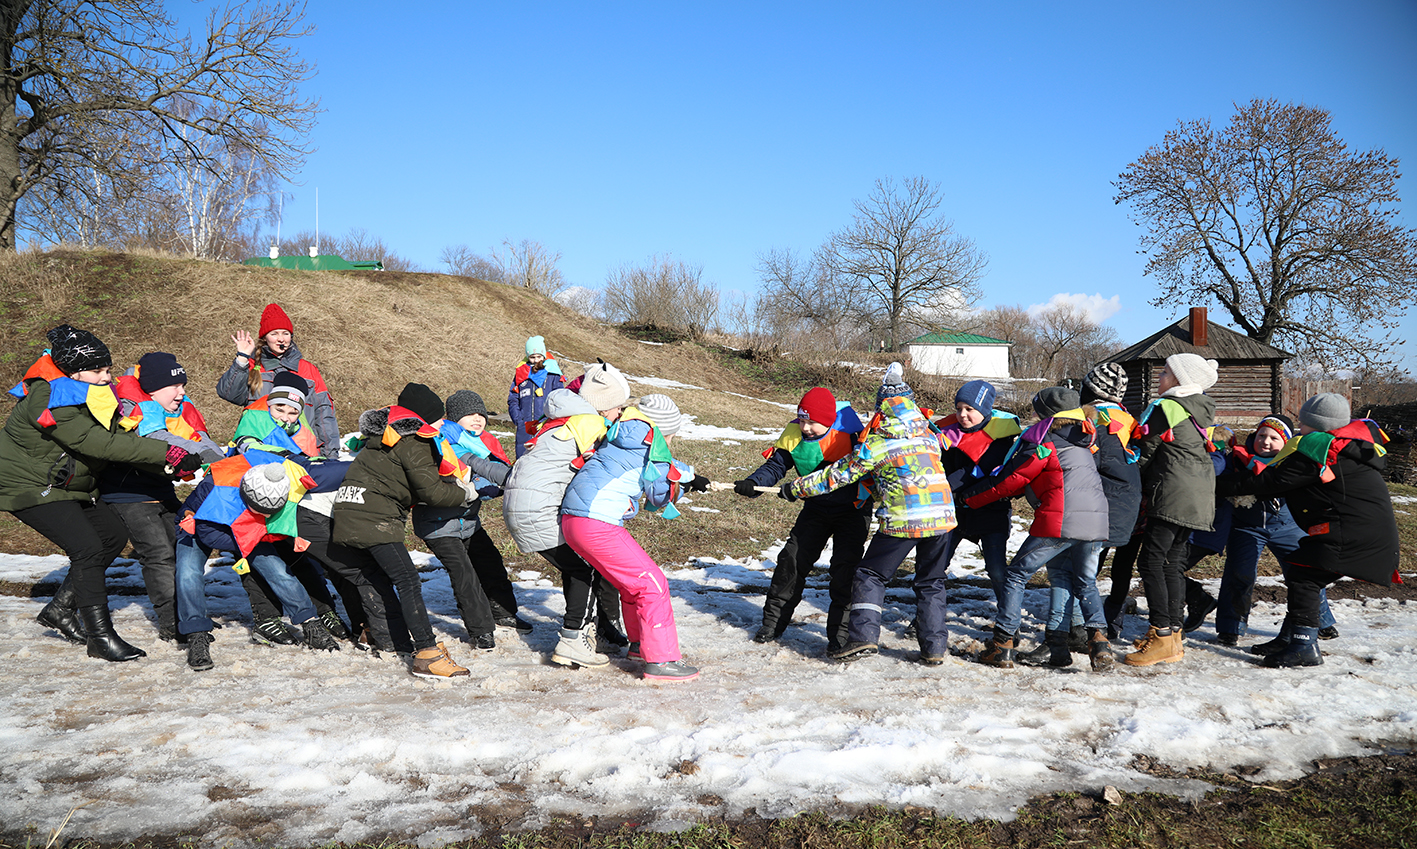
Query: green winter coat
1135 392 1216 531
330 409 466 548
0 379 171 512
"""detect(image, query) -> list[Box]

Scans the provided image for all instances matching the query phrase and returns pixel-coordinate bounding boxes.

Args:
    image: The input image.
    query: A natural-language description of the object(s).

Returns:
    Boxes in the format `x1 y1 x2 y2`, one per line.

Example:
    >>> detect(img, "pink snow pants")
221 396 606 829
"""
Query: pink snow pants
561 514 681 663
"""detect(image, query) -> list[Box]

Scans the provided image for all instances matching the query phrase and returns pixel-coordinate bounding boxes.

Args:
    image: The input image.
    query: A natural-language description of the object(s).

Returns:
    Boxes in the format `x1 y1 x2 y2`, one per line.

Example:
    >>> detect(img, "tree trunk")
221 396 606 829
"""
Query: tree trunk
0 26 20 252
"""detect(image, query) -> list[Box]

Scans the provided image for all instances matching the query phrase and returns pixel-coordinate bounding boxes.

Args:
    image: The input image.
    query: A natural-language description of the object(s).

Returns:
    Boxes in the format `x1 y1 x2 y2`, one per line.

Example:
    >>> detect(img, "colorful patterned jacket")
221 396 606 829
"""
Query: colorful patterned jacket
790 395 955 538
744 405 867 510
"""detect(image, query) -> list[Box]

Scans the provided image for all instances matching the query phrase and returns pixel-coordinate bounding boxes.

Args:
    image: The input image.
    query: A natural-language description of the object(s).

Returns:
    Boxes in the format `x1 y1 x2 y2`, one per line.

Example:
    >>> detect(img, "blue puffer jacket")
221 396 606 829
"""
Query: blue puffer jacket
560 417 693 526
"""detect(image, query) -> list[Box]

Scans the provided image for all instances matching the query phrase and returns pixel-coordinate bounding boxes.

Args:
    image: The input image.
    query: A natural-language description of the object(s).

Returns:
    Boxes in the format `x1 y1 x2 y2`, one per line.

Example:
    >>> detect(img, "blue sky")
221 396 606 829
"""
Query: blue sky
258 1 1417 368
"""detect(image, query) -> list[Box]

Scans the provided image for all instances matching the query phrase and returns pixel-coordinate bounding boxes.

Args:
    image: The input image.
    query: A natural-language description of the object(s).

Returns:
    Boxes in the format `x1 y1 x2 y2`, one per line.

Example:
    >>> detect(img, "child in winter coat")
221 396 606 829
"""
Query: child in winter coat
789 366 956 666
1126 352 1218 667
173 457 341 670
412 389 530 652
933 379 1021 605
507 335 566 457
734 386 871 654
961 387 1113 671
470 377 629 669
100 352 226 641
1217 394 1398 668
332 383 475 679
0 326 204 662
560 391 710 681
217 303 341 459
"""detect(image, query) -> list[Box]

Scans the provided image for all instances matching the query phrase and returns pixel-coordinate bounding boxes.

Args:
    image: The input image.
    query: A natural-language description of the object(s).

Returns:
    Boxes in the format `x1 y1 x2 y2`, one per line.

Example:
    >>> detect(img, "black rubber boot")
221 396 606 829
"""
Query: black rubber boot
78 605 146 662
1015 633 1055 667
1067 624 1089 653
1248 617 1293 656
1047 628 1074 667
36 574 85 644
1263 626 1323 668
1182 577 1217 632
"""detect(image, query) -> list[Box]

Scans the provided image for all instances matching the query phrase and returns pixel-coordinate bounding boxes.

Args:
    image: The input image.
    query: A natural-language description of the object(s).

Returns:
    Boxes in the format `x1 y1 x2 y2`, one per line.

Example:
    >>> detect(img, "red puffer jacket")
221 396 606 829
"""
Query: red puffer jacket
961 421 1109 541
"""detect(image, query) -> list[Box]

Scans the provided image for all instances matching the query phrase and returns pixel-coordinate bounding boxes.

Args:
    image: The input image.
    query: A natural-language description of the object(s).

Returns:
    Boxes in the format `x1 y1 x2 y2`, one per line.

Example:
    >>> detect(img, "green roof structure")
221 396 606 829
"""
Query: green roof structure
907 329 1012 346
242 254 384 272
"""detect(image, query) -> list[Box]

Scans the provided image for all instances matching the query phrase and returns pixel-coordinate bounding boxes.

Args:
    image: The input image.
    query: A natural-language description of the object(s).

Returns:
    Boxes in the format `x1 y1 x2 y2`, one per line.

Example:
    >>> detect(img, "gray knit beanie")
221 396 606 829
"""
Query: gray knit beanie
445 390 493 422
1298 393 1351 433
637 393 684 436
1033 386 1082 420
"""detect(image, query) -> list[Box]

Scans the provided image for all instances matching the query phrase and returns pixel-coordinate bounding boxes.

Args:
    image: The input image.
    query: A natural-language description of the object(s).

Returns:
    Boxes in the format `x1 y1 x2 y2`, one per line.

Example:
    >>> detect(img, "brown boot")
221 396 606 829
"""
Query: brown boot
1088 627 1114 672
1124 627 1182 667
1170 630 1185 660
412 642 470 679
978 627 1016 668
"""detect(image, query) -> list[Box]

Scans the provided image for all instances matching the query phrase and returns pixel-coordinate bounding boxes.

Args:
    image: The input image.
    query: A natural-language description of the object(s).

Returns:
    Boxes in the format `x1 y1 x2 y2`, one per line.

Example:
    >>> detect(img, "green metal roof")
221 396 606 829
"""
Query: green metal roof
242 254 384 271
907 329 1013 346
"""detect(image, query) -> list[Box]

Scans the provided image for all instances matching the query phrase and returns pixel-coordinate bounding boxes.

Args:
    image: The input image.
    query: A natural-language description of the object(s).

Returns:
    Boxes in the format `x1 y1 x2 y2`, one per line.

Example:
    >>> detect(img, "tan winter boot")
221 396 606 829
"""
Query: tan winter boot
1124 627 1182 667
978 627 1016 668
412 642 470 679
1169 629 1185 661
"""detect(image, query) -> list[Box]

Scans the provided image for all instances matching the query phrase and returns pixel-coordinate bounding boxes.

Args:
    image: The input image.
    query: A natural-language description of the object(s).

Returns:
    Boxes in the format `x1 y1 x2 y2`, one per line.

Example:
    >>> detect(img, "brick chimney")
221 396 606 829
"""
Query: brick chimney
1190 307 1208 347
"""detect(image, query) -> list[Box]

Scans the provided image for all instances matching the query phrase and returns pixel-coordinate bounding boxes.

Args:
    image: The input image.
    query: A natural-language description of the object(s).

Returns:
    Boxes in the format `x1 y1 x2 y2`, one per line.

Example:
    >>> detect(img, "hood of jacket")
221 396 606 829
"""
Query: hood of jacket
261 340 304 371
876 396 931 440
545 387 597 419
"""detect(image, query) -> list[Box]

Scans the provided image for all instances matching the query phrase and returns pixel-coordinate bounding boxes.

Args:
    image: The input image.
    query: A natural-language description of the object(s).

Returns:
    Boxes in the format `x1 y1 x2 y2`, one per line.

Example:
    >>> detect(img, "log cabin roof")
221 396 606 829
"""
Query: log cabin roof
1106 316 1292 363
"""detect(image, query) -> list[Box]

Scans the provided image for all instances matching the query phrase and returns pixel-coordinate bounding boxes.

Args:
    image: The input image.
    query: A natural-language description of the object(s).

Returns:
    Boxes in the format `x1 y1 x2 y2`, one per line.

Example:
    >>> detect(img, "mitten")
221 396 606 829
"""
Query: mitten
778 482 798 503
686 474 710 493
733 479 759 497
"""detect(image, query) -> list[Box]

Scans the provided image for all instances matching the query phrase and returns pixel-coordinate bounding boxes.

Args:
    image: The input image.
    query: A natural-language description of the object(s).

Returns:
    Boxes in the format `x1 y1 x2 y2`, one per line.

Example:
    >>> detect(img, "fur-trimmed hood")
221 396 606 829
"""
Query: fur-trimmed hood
358 406 433 441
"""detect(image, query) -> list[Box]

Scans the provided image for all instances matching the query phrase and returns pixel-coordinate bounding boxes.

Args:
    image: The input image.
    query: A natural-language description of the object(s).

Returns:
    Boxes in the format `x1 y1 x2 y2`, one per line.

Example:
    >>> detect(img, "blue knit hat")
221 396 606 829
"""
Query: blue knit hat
954 380 996 419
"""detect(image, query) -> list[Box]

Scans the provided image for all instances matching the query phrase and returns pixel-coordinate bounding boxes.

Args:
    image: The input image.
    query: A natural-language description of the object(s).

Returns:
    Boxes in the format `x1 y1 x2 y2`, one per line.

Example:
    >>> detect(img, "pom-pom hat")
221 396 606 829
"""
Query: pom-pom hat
240 463 290 515
578 360 632 412
1165 353 1219 392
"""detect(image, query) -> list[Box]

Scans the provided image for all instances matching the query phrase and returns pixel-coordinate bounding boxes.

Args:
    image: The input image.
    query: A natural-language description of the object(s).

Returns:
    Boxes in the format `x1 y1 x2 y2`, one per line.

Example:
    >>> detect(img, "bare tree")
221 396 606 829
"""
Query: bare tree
2 0 319 251
754 246 867 348
440 243 505 282
279 227 420 271
601 254 719 337
1114 98 1417 369
1031 301 1124 382
493 238 565 296
826 177 987 351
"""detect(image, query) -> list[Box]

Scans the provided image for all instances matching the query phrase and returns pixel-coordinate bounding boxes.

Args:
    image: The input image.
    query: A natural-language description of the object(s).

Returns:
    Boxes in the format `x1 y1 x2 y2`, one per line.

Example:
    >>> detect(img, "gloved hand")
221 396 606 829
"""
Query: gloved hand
686 474 710 493
166 446 204 476
778 482 798 503
454 477 479 506
733 479 759 497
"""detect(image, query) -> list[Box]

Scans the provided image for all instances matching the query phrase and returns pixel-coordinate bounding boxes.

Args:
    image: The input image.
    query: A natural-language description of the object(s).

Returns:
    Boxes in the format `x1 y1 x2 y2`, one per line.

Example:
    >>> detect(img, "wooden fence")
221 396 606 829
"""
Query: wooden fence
1281 378 1352 421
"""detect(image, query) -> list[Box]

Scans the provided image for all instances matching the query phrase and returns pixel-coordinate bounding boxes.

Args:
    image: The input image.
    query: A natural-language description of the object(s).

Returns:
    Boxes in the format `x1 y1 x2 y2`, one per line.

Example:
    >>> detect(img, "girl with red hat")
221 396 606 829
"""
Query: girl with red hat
216 303 341 460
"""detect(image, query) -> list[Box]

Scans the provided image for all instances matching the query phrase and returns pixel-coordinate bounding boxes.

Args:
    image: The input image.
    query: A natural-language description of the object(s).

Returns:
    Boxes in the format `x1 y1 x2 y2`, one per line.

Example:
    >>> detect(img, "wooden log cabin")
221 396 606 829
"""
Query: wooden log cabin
1105 307 1292 422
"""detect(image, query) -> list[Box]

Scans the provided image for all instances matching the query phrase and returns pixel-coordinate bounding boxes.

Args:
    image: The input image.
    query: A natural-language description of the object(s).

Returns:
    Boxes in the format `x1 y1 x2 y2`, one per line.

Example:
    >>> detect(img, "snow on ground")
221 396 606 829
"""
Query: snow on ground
2 527 1414 848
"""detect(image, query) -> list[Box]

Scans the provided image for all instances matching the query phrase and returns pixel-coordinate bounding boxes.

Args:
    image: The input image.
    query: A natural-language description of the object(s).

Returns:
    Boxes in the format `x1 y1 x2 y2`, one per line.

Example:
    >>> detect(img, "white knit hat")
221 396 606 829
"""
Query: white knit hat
637 394 684 436
1165 353 1219 392
577 360 631 411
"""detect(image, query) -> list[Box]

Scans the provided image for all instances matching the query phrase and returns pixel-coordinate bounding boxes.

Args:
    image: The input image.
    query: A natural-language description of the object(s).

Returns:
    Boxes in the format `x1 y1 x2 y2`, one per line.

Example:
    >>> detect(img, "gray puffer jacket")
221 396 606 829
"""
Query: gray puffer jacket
501 389 603 554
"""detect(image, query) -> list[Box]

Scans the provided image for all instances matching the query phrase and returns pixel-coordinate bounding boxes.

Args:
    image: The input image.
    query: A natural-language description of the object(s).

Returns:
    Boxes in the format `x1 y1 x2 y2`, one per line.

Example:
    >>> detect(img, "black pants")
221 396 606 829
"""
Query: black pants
354 542 437 651
1137 517 1190 631
1102 532 1144 632
298 537 412 651
14 500 128 608
538 543 616 631
760 500 872 650
1285 565 1343 628
242 556 339 623
108 500 178 632
424 534 498 639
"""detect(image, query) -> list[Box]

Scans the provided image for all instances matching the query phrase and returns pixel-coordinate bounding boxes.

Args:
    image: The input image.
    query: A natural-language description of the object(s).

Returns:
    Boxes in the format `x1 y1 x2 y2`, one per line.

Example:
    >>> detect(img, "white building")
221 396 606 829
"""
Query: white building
905 330 1012 379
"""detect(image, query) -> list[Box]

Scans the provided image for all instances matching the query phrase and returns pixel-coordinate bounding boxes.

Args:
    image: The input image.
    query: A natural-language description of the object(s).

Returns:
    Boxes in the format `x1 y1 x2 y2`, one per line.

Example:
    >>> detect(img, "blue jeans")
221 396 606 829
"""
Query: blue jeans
997 536 1106 636
175 537 316 635
944 528 1010 606
1218 508 1333 635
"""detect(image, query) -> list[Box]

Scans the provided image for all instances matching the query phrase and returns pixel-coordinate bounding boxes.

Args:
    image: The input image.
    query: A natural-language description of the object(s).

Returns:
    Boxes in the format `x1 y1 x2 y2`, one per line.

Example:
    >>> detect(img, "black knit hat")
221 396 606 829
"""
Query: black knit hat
1033 386 1082 420
268 371 309 409
397 382 445 424
47 324 111 374
136 352 187 394
445 390 493 422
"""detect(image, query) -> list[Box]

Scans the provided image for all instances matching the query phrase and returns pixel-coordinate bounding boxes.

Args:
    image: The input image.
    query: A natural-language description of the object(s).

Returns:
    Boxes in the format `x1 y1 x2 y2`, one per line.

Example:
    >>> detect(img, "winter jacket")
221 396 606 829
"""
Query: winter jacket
506 357 566 457
1217 419 1398 585
1135 392 1217 531
501 389 607 553
411 419 510 541
560 410 693 526
0 365 171 512
744 405 867 511
934 411 1021 539
331 406 466 547
1086 404 1143 546
963 420 1109 541
99 373 226 507
230 400 320 459
790 395 955 538
216 340 340 458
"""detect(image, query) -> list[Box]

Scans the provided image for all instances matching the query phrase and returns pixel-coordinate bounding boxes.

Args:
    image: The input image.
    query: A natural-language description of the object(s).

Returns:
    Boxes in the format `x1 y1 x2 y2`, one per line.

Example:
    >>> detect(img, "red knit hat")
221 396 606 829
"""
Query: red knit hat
259 303 293 339
798 387 836 427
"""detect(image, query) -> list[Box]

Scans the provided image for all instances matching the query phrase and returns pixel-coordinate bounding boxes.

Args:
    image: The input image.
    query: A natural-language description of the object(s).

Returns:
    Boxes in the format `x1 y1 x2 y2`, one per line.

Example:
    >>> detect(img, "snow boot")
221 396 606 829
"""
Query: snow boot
186 632 214 672
1088 627 1114 672
643 659 700 681
1015 633 1054 667
1067 624 1089 653
468 632 496 651
979 627 1016 668
36 574 85 644
1018 630 1071 668
78 605 146 662
1248 617 1293 656
301 617 341 652
1263 625 1323 668
627 642 643 661
1318 625 1340 640
1124 626 1181 667
1182 578 1217 633
552 627 610 668
829 641 879 662
752 618 788 644
412 642 469 679
596 608 629 649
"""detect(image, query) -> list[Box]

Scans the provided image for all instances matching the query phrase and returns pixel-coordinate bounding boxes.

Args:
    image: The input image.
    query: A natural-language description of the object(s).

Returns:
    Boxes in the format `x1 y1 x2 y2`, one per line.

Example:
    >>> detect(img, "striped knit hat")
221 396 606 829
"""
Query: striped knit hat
638 394 684 436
